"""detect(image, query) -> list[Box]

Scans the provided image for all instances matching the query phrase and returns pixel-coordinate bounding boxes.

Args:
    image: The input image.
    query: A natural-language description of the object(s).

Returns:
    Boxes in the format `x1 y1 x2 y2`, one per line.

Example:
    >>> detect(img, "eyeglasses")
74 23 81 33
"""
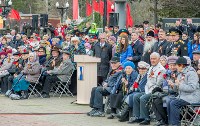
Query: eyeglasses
100 38 106 39
38 51 44 52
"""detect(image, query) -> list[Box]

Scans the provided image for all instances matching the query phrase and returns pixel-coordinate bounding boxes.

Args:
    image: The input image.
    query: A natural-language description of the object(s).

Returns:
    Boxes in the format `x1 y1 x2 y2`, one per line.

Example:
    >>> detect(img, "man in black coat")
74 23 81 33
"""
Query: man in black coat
93 33 112 84
152 30 169 56
130 32 144 69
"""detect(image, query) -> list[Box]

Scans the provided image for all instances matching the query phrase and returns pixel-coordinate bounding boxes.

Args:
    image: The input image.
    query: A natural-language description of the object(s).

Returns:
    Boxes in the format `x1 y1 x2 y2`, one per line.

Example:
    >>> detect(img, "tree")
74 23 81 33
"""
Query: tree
158 0 200 18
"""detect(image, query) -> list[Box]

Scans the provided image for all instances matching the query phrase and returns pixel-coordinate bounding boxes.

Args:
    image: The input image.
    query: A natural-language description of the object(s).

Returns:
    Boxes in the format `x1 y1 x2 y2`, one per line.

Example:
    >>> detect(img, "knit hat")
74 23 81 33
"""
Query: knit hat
168 56 178 64
84 43 91 49
176 57 187 65
138 61 150 69
109 36 116 42
123 61 135 69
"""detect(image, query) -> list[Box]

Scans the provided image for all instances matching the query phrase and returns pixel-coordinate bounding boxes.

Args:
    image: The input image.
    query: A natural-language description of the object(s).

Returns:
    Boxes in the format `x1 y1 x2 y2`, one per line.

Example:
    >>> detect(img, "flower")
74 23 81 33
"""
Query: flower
158 71 161 76
133 82 139 88
163 74 167 79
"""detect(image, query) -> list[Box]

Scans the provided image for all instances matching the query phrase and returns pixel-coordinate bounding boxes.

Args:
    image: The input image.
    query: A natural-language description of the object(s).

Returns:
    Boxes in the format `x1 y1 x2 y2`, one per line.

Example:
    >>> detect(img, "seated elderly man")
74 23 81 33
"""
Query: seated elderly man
167 57 200 126
151 56 178 126
87 57 122 117
131 52 166 125
41 49 74 98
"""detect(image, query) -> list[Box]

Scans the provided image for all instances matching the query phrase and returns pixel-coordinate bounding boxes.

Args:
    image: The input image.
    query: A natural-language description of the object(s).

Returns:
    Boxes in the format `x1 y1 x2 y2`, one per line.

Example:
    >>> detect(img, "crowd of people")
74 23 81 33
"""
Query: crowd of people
0 19 200 125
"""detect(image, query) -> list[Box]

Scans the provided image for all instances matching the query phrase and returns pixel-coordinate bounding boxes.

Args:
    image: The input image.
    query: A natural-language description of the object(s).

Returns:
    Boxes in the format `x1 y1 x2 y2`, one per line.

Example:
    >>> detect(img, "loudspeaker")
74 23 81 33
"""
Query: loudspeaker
32 15 38 31
40 14 48 27
40 14 44 27
109 13 119 27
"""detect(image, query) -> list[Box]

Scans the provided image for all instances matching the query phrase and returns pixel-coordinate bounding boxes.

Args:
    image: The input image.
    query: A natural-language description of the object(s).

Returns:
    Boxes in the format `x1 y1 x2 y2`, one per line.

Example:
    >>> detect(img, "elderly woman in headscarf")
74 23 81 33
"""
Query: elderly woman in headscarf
13 52 41 99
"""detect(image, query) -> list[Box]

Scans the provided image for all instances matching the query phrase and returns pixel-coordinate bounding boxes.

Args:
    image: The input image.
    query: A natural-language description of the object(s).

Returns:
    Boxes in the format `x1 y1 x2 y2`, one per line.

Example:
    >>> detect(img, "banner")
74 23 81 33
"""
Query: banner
73 0 79 20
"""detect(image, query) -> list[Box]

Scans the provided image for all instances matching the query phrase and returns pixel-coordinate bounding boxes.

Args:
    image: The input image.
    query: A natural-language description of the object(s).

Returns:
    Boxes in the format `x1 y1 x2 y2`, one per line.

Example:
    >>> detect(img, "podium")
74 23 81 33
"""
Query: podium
74 55 101 104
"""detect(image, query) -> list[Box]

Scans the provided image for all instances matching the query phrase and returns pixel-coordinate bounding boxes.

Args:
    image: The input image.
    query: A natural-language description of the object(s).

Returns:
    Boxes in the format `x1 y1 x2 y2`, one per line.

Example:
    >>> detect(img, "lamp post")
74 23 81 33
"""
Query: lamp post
0 0 12 29
56 2 69 23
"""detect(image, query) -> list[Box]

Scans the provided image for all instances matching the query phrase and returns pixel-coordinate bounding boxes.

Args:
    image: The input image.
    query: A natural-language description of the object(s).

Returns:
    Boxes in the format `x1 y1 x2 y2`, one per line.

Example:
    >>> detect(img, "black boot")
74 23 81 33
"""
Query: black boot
116 103 129 122
20 90 28 99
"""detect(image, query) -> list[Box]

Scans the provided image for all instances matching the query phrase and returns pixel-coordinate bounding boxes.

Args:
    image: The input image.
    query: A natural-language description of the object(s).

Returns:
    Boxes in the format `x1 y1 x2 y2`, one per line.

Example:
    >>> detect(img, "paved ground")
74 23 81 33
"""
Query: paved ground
0 95 155 126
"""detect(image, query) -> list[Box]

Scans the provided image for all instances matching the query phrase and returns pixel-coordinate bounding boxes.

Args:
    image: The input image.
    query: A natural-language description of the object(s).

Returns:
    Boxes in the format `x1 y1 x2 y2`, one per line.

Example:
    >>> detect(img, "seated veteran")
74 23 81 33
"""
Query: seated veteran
41 50 74 98
167 57 200 126
87 57 122 117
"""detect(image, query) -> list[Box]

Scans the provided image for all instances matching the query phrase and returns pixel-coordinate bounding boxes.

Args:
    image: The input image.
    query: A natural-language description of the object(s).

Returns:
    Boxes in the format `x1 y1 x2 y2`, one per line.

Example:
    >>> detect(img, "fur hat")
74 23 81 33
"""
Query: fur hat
147 31 154 37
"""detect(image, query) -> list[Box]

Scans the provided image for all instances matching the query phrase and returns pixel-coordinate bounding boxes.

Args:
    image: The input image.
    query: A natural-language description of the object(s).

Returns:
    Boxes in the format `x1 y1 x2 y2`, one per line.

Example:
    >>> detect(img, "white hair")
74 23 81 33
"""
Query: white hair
150 52 160 58
143 39 157 53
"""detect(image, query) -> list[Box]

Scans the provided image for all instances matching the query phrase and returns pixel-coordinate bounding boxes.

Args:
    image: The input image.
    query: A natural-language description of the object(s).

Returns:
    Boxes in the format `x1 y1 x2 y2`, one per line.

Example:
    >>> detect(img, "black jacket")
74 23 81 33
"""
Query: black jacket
152 40 169 56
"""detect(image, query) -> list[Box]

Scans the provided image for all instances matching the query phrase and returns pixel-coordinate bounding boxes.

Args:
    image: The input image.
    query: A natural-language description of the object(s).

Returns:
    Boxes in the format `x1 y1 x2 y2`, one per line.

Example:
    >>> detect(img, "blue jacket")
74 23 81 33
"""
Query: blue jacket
186 39 192 59
111 70 138 94
104 70 122 93
120 45 133 64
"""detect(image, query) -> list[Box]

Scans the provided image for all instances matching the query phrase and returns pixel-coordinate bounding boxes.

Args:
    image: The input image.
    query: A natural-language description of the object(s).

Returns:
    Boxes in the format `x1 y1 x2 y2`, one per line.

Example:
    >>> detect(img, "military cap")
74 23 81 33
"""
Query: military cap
192 50 200 54
51 45 60 52
21 49 29 54
13 51 21 56
118 29 129 36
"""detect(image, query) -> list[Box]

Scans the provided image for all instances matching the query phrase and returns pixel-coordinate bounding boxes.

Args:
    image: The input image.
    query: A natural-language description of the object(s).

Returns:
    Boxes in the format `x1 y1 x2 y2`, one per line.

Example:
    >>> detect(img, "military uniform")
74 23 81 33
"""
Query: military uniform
165 29 188 57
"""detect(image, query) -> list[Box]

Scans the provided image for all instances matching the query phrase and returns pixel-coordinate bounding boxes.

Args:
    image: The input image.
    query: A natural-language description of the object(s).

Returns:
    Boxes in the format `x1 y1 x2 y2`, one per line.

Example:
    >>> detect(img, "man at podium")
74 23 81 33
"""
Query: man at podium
87 57 122 117
93 33 112 84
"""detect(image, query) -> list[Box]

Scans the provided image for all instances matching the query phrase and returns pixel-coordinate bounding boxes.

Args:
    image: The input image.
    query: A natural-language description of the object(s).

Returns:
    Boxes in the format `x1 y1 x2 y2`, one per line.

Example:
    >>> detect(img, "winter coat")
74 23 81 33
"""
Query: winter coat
176 66 200 104
21 61 41 83
48 58 74 82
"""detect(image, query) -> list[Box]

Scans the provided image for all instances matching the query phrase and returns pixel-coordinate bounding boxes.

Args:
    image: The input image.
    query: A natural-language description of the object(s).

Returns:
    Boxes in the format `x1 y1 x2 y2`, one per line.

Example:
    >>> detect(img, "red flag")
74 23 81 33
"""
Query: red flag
107 0 113 15
93 0 99 12
73 0 79 20
8 9 20 21
99 0 104 16
86 1 92 16
126 3 134 28
0 8 2 13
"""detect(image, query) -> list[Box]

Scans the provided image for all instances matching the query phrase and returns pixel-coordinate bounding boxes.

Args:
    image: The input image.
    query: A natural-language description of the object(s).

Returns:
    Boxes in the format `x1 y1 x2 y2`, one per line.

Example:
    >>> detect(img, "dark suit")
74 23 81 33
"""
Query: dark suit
131 40 144 68
152 40 169 56
93 42 112 84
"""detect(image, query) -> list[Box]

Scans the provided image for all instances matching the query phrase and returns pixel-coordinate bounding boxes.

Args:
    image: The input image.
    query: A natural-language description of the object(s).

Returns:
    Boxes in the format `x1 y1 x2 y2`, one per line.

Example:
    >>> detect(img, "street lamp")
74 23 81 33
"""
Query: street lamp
56 2 69 23
0 0 12 29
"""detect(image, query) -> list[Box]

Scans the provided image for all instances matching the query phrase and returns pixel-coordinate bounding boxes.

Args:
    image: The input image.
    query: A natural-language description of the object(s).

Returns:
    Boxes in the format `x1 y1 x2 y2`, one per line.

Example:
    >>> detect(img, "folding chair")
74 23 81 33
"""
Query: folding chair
181 103 200 126
28 73 43 99
52 70 74 98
